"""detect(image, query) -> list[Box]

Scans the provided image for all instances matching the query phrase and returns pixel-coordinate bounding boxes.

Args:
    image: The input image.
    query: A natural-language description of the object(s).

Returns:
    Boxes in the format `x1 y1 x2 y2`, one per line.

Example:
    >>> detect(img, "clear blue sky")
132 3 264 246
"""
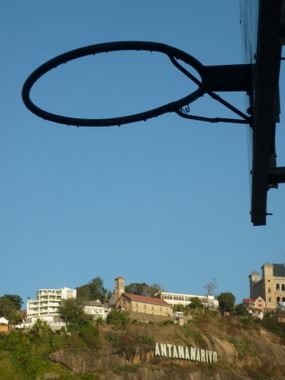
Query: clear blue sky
1 1 285 307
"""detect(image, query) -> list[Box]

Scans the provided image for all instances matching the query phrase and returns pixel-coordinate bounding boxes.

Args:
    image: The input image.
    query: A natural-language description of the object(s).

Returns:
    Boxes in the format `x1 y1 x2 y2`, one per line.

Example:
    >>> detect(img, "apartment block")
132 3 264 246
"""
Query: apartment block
26 287 76 323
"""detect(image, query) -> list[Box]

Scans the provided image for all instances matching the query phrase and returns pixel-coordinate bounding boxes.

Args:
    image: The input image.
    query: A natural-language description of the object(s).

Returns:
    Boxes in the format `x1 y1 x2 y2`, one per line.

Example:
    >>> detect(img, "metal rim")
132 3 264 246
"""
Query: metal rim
22 41 207 127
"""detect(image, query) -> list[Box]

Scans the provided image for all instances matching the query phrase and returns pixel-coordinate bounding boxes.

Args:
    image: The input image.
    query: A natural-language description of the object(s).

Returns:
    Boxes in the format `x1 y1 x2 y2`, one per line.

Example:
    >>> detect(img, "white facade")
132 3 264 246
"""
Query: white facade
27 287 76 323
0 317 8 325
160 291 219 309
83 300 110 320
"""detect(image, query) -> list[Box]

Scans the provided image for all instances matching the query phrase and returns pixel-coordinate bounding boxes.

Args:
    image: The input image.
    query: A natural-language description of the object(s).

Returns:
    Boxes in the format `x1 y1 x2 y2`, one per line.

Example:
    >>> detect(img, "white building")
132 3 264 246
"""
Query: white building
26 287 77 323
83 300 110 320
159 291 219 309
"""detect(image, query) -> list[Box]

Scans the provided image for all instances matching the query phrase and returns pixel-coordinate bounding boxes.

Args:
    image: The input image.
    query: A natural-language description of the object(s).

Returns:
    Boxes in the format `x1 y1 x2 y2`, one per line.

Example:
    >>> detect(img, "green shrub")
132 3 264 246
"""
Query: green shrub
106 311 130 326
182 325 207 348
113 364 143 375
239 316 260 331
227 336 258 360
135 334 154 345
163 320 174 325
79 323 100 349
106 332 121 349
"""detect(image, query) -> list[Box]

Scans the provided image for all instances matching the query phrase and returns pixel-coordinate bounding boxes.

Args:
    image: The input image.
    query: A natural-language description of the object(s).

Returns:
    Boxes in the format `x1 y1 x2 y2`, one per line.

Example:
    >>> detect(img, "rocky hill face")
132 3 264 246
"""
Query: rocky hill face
49 312 285 379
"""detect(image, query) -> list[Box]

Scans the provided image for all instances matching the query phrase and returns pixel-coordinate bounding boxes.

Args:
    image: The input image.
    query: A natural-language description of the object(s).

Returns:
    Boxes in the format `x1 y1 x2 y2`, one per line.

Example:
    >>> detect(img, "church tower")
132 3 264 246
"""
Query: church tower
114 276 125 304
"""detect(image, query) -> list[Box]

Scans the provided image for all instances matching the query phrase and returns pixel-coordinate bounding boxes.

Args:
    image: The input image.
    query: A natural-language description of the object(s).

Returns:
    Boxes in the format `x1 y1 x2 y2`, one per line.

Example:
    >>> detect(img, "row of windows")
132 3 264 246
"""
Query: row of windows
162 295 189 301
268 284 285 293
135 304 163 311
162 294 201 302
268 297 285 303
276 284 285 291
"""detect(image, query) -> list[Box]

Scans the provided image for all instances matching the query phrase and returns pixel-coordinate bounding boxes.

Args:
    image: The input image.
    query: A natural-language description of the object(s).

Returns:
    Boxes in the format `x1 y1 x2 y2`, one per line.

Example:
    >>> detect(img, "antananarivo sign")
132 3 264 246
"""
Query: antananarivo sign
155 343 218 363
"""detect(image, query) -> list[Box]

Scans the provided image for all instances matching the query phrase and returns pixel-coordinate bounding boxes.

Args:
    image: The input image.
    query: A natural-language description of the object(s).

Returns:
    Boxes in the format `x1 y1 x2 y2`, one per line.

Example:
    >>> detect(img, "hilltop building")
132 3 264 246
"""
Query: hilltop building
114 277 172 318
243 296 265 311
83 300 110 320
249 262 285 310
26 287 76 324
116 293 172 317
159 291 219 309
114 276 125 304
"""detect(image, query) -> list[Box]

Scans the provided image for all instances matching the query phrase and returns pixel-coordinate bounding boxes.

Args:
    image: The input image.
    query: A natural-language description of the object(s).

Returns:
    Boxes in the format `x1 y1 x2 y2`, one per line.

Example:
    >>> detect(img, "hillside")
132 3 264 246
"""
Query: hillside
1 311 285 379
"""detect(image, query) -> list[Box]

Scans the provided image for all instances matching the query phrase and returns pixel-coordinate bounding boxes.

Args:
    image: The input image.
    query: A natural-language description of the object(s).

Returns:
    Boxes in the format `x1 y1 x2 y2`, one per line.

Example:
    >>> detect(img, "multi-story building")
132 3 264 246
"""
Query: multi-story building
159 291 219 309
249 262 285 310
26 287 76 323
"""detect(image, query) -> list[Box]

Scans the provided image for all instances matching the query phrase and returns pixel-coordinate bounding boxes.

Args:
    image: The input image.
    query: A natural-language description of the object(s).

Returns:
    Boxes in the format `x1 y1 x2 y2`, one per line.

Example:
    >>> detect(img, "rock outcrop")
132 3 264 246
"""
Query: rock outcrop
49 317 285 379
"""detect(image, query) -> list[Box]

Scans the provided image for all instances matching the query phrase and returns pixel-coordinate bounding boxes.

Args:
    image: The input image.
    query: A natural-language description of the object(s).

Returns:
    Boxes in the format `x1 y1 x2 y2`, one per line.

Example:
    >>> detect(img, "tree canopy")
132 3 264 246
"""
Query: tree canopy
0 298 15 318
1 294 23 310
217 292 236 313
0 295 23 325
58 298 90 324
124 283 163 297
204 279 218 296
76 276 111 302
189 297 203 309
235 303 248 317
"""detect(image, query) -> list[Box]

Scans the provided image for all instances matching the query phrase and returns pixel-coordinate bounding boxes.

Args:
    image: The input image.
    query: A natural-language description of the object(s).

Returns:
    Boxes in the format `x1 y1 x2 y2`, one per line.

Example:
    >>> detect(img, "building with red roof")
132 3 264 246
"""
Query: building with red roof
243 296 265 312
114 276 172 317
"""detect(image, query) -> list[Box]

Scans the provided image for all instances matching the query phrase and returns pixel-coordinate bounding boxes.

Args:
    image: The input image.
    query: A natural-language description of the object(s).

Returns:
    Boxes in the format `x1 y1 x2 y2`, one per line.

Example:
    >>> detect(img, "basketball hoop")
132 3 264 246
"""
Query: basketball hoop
22 41 250 127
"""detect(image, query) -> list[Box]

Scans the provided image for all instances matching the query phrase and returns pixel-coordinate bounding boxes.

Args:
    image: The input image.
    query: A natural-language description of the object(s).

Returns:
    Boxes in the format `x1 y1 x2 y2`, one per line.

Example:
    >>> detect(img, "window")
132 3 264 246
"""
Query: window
268 288 271 293
282 284 285 291
276 283 280 290
269 297 272 302
277 297 280 303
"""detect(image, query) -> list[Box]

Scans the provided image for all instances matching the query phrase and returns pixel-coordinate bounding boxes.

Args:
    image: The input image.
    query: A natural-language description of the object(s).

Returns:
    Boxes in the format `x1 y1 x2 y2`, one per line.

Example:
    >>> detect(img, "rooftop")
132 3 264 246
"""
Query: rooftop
121 293 171 307
273 264 285 277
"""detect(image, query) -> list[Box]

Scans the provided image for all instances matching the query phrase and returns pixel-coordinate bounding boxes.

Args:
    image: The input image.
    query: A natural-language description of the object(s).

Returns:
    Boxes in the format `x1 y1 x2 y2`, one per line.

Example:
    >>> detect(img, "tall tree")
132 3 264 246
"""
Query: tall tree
88 277 109 300
76 276 111 302
58 298 89 324
148 283 165 297
204 278 218 296
217 292 236 313
0 297 15 318
76 284 90 300
30 319 52 339
189 297 203 309
235 303 248 317
2 294 23 310
125 283 149 296
125 283 164 297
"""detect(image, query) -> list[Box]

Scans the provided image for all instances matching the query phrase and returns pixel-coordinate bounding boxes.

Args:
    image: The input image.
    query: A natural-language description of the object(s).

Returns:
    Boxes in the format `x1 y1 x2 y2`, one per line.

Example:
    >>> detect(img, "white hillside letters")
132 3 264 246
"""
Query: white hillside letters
155 343 217 363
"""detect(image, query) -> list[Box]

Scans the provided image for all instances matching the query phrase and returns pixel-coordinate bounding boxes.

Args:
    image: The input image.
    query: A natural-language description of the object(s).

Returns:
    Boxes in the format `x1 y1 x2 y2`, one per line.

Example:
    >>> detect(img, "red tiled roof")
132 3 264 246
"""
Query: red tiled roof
122 293 171 307
243 298 256 303
115 276 125 280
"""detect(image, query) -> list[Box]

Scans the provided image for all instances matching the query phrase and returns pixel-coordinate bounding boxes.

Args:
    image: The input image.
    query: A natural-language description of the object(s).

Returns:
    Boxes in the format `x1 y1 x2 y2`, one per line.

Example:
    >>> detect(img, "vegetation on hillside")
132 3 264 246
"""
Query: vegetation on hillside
0 306 285 379
0 320 100 379
0 294 24 325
